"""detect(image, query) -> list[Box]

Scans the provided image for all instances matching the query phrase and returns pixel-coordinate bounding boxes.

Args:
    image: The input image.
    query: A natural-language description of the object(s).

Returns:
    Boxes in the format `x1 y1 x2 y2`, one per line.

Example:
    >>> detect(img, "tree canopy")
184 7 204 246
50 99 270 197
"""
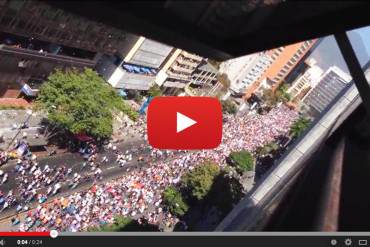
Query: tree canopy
221 99 238 115
181 160 221 201
208 172 244 214
255 141 279 156
228 150 255 173
162 186 189 217
36 68 138 139
261 88 278 107
87 216 158 232
275 83 292 103
262 83 292 107
147 84 162 97
290 116 311 138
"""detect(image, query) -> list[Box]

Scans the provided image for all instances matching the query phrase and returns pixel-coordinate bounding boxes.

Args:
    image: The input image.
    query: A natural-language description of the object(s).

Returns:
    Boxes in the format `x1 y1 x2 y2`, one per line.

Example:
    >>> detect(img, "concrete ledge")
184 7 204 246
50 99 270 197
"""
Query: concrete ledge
273 149 304 179
251 173 280 203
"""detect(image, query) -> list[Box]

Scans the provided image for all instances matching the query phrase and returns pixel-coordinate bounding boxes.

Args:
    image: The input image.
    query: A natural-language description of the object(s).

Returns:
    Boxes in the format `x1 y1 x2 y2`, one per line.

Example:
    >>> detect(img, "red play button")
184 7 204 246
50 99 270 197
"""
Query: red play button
147 96 222 150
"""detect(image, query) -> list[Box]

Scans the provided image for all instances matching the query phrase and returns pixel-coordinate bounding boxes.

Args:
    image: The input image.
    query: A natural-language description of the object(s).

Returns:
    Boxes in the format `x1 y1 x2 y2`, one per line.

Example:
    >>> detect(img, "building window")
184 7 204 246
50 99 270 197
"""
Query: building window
277 72 285 78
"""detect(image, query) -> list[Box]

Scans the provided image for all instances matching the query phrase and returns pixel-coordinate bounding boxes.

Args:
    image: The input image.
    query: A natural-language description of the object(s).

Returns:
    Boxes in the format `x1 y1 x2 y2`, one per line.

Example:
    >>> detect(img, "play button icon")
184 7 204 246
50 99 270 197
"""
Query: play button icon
177 112 197 133
147 96 222 150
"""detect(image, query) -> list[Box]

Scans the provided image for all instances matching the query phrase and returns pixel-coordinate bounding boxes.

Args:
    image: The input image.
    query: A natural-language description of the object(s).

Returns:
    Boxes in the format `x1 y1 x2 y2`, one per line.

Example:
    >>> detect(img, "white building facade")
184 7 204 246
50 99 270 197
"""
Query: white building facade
219 52 272 94
287 59 323 101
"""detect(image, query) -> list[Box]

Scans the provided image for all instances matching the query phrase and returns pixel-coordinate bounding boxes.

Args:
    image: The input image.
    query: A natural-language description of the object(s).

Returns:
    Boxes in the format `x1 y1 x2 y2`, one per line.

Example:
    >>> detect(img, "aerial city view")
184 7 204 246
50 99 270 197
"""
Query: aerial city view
0 0 368 233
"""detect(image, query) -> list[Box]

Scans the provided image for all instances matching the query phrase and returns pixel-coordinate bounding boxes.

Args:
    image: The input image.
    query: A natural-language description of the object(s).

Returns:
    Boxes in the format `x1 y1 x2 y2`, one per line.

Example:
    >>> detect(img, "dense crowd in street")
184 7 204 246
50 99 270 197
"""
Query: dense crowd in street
2 105 298 232
0 151 7 165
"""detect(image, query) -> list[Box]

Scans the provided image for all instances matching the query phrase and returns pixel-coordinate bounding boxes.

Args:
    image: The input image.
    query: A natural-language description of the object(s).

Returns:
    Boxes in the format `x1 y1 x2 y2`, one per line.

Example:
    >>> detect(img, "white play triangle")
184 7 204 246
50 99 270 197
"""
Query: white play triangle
177 112 197 133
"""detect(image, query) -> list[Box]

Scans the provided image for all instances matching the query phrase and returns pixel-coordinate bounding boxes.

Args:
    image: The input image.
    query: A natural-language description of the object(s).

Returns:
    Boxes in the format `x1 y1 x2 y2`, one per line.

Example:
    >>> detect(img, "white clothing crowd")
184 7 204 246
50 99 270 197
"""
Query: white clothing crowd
9 105 298 232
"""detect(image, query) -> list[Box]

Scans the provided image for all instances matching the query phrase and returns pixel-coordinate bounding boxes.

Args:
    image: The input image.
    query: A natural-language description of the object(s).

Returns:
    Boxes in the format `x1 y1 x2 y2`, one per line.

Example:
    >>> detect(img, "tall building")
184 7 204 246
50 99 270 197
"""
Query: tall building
219 52 272 94
155 49 203 95
0 0 138 98
302 66 351 117
185 60 221 97
287 58 323 102
191 61 218 87
96 37 173 90
244 40 317 98
0 0 136 55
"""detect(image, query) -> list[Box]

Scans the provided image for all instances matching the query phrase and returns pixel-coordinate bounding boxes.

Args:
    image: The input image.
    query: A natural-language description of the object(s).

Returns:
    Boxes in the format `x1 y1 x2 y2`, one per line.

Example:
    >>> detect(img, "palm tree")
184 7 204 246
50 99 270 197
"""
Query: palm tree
290 116 311 138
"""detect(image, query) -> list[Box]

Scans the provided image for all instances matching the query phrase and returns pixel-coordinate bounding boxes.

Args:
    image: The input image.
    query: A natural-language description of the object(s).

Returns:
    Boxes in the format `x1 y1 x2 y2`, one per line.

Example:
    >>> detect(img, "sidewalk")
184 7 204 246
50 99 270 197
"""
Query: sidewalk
0 109 45 151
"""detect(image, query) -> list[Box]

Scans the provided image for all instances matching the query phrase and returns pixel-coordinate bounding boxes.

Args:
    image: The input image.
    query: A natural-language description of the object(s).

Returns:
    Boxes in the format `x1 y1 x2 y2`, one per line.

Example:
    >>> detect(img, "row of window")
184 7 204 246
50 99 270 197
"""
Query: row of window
274 44 311 82
241 54 272 85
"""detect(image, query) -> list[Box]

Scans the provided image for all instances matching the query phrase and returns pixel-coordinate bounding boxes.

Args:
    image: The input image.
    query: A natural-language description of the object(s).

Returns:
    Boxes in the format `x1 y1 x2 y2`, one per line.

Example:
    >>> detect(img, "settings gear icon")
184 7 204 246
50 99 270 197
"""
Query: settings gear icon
344 238 352 246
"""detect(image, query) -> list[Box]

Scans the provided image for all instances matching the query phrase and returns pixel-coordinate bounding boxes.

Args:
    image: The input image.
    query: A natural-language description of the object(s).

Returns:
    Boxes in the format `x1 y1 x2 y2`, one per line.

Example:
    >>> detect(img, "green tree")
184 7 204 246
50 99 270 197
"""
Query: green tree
262 83 292 107
228 150 255 173
208 171 244 214
147 84 162 97
87 216 158 232
36 68 138 139
133 92 143 104
255 141 279 156
262 88 279 107
275 83 292 103
221 99 237 115
181 160 221 201
162 186 189 217
290 116 311 138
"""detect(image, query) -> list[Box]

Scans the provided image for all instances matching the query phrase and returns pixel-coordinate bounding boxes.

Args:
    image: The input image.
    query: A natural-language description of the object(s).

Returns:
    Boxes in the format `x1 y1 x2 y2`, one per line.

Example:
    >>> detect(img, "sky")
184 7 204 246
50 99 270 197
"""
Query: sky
352 26 370 56
308 25 370 75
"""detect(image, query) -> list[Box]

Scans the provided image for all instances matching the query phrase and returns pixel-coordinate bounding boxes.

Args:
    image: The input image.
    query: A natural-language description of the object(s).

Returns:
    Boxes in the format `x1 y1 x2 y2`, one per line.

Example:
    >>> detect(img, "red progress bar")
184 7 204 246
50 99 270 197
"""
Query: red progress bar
0 232 50 237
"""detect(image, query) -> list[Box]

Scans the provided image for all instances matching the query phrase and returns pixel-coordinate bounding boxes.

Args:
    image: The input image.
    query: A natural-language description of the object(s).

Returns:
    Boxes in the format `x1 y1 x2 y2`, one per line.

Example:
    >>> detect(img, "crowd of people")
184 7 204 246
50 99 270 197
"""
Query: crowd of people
0 152 7 166
3 105 298 232
0 141 108 220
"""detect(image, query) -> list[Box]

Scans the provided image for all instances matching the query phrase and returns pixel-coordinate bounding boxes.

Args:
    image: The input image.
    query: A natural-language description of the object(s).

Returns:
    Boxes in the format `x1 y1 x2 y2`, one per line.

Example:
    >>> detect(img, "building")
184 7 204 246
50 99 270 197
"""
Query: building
154 49 203 95
287 58 323 102
219 52 271 94
0 0 137 55
96 37 173 90
191 60 218 86
186 60 222 97
0 44 96 98
244 40 317 98
302 66 351 117
0 0 138 98
219 53 260 86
